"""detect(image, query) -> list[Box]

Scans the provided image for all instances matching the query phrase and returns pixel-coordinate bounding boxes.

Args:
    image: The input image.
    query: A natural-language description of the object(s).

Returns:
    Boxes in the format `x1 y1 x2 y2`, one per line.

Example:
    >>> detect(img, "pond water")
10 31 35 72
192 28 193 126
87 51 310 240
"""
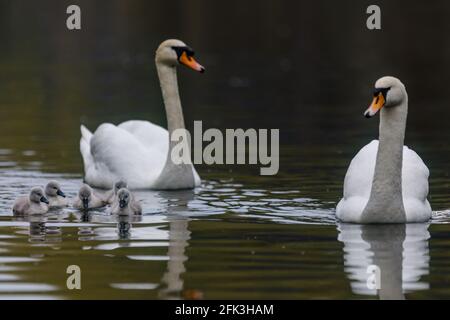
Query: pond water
0 0 450 299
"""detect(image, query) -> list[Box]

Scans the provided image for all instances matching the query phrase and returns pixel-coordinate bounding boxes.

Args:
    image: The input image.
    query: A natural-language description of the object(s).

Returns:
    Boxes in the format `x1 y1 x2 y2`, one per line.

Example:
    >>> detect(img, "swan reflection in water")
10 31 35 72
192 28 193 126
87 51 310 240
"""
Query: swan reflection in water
337 223 430 299
157 190 200 300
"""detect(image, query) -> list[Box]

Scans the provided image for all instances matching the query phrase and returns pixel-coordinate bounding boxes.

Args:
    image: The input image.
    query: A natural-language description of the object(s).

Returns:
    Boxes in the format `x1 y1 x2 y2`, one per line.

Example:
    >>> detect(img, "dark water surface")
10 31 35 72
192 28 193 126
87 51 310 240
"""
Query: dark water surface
0 0 449 299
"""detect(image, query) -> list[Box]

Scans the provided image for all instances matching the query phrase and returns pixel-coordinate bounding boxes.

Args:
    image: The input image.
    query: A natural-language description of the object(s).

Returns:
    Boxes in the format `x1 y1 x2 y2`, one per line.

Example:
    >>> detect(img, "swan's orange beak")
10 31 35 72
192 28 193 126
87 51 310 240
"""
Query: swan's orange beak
179 51 205 73
364 92 385 118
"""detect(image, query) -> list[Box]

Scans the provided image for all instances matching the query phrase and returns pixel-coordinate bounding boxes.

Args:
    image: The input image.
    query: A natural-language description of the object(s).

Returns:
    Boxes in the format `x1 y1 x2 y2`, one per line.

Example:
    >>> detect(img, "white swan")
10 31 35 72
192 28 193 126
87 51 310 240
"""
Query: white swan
336 76 432 223
80 39 204 189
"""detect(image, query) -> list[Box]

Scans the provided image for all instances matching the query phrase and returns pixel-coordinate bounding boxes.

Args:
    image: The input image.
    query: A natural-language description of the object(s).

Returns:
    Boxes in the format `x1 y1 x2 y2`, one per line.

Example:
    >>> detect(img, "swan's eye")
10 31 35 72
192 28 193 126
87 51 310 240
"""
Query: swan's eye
373 87 390 99
171 46 195 60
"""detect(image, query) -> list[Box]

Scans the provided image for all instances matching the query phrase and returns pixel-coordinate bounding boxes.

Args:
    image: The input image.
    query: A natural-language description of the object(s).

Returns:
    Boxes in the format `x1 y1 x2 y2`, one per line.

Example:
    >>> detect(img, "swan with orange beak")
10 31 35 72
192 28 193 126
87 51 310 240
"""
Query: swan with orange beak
336 76 432 223
80 39 205 189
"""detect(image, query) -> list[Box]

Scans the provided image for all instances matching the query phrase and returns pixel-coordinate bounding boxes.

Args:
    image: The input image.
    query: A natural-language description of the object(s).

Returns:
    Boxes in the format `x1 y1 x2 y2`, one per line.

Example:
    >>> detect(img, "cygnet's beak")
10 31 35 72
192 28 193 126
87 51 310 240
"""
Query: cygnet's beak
119 200 127 209
40 196 49 204
57 189 66 198
82 198 89 210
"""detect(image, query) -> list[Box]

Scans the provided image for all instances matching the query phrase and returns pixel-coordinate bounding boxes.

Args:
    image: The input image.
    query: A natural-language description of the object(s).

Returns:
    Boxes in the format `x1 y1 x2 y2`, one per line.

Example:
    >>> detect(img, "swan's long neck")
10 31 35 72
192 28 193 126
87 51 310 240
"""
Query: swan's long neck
153 62 195 190
361 98 408 223
157 64 186 134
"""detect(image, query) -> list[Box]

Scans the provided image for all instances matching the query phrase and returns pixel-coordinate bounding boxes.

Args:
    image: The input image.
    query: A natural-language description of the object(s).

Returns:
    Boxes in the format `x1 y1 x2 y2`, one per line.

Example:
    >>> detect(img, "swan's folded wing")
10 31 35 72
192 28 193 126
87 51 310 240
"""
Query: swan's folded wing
118 120 169 155
401 146 432 221
117 121 201 186
80 125 94 174
342 140 378 199
341 141 429 202
87 123 166 188
401 146 430 201
336 141 378 222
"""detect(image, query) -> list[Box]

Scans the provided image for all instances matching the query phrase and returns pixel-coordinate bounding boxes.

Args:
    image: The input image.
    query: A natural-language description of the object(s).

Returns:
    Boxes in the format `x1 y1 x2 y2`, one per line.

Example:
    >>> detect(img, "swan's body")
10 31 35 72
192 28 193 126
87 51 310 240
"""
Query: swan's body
337 140 431 223
13 187 49 216
336 77 432 224
80 39 204 190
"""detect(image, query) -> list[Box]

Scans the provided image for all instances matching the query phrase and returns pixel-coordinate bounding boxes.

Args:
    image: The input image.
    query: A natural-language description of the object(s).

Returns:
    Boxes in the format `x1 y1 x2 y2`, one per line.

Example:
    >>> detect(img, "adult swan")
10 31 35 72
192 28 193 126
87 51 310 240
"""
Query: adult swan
336 76 432 223
80 39 205 189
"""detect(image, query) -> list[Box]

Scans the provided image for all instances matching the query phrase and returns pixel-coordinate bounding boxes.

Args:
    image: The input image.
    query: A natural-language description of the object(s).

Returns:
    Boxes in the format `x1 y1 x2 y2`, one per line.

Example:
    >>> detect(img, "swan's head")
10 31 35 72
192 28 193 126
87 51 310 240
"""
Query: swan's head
156 39 205 73
364 76 407 118
45 180 66 198
30 187 49 204
78 184 92 209
117 188 131 209
114 180 128 195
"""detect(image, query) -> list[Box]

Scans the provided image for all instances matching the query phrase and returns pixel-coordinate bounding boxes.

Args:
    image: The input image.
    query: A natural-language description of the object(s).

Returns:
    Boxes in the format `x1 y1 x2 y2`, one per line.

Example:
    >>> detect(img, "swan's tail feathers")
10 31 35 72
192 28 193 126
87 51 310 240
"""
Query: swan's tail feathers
80 124 93 142
80 125 94 175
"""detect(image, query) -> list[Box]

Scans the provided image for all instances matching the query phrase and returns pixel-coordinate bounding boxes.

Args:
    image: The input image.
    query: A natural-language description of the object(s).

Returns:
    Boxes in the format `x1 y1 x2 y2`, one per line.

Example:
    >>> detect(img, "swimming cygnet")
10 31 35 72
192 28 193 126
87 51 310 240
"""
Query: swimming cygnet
12 187 49 215
111 188 142 216
45 180 69 208
73 184 105 210
103 180 128 205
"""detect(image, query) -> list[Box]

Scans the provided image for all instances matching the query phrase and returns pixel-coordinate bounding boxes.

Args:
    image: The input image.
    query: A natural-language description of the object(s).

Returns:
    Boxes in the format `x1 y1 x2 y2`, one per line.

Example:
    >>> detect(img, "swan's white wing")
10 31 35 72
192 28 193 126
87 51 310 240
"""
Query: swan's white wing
342 141 377 199
83 123 166 189
118 120 168 154
336 140 431 222
80 124 94 175
80 122 201 189
119 120 200 187
401 146 432 222
336 140 377 222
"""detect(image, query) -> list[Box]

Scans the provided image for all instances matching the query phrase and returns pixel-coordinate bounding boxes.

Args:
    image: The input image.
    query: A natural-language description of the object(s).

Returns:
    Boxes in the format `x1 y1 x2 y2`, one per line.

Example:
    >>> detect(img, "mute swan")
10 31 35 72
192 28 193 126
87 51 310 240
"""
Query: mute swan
111 188 142 216
13 187 49 215
80 39 204 189
45 181 69 208
73 184 105 210
336 76 432 223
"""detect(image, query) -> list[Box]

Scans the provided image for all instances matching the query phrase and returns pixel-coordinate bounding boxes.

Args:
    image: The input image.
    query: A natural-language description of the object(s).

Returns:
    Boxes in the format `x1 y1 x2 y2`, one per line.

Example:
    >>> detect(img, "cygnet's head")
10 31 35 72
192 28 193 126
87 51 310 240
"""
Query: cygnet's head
155 39 205 73
78 185 92 209
45 180 66 198
114 180 128 195
364 76 407 118
30 187 49 204
117 188 131 209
